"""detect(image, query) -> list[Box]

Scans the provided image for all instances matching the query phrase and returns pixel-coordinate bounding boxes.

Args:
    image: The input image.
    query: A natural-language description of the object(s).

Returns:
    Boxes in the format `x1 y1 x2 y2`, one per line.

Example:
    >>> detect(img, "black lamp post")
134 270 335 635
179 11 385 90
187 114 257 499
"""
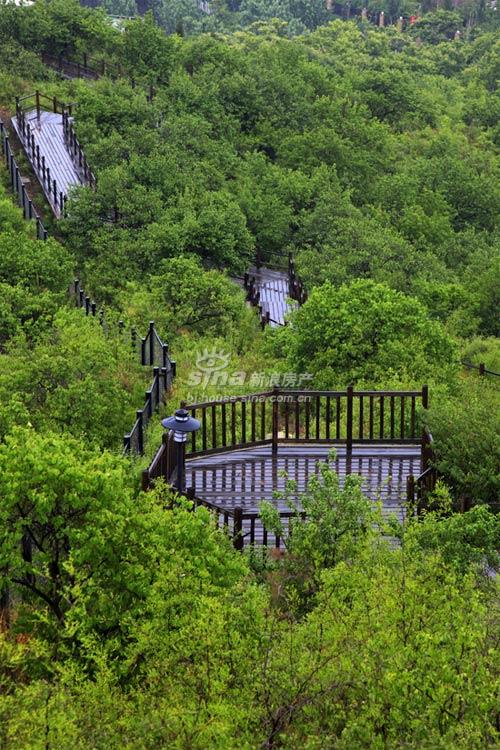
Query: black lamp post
162 408 200 493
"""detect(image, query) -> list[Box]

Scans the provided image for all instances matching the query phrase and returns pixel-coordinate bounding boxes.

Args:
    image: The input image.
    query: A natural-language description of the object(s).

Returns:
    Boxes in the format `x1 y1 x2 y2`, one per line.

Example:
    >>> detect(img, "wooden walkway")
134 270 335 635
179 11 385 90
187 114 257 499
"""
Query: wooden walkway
11 110 84 217
244 266 298 326
186 443 421 543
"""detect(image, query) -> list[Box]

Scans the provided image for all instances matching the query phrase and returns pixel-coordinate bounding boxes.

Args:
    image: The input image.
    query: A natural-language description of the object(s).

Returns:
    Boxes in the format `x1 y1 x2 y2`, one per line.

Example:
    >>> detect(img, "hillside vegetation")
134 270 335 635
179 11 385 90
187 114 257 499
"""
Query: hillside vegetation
0 2 498 746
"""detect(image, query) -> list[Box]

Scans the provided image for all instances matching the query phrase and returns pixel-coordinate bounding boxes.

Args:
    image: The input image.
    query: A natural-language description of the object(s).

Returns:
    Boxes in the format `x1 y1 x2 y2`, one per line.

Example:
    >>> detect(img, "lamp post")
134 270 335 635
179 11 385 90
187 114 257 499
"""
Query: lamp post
162 408 200 493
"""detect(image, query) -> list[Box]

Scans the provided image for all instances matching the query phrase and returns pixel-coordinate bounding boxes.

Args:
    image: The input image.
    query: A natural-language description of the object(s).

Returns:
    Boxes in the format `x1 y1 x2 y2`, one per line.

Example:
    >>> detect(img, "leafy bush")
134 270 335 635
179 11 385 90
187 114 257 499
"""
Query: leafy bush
279 279 458 386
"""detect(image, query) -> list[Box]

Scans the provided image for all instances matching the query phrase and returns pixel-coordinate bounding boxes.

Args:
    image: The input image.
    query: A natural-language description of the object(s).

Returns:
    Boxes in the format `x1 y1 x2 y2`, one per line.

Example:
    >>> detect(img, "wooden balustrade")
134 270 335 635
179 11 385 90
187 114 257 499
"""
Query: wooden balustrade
406 427 437 513
0 120 48 240
62 111 97 189
179 386 428 458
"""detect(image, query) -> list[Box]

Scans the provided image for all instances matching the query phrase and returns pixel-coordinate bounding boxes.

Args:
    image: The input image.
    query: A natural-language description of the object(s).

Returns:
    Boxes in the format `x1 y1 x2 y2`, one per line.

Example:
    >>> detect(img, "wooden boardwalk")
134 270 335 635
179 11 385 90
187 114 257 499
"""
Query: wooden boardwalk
246 266 297 326
11 110 84 217
186 443 421 543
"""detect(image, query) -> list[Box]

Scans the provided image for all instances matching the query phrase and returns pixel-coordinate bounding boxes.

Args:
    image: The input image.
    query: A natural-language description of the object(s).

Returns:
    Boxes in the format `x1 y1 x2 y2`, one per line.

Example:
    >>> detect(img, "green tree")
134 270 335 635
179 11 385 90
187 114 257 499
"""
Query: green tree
120 254 253 341
279 279 458 385
427 377 500 509
0 309 145 448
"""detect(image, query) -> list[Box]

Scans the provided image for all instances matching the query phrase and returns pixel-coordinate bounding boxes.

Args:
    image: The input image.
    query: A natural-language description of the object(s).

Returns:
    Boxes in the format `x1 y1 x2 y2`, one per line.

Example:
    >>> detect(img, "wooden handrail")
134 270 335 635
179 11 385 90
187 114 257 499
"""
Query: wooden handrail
160 386 430 460
0 119 48 240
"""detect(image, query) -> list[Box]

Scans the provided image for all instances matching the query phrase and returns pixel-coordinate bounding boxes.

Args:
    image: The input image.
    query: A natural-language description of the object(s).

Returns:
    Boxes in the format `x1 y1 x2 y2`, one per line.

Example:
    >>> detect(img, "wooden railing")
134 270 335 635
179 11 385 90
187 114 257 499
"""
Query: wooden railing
243 253 307 327
180 385 428 457
288 254 307 304
70 280 176 455
14 92 95 218
143 386 429 549
62 111 96 189
0 119 48 240
462 361 500 378
15 93 75 216
41 52 156 102
406 428 437 514
125 366 174 454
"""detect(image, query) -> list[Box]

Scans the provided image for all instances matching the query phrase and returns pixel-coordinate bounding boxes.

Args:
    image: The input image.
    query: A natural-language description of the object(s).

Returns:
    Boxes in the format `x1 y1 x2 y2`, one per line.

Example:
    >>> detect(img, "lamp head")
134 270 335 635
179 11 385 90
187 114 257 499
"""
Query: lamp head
162 408 200 434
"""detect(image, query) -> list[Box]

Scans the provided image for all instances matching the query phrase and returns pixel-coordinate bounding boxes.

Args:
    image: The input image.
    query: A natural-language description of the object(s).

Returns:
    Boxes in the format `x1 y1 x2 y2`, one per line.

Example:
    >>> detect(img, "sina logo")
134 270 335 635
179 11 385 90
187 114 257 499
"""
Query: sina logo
195 348 231 373
188 348 232 388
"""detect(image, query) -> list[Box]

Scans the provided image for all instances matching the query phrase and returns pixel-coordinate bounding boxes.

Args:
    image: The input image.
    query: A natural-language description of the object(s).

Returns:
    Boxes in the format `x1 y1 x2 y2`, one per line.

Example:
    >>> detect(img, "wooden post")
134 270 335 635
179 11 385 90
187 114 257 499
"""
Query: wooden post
137 409 144 454
141 469 150 492
406 474 415 509
149 321 155 365
153 366 160 406
0 581 10 631
161 431 169 482
422 428 433 472
162 343 169 370
233 507 244 551
35 90 41 120
272 386 279 454
346 385 354 453
422 384 428 409
479 362 485 376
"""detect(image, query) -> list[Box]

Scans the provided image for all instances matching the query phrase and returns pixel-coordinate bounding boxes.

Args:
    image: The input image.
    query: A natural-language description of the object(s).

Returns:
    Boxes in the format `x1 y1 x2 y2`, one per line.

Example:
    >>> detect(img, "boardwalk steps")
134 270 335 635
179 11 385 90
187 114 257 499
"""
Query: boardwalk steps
242 255 307 328
11 92 94 218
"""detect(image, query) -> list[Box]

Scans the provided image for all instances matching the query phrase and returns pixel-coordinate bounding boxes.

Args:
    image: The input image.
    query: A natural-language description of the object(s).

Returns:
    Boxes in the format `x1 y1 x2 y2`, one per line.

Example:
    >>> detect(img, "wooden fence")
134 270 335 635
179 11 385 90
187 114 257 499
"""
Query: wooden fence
62 111 97 189
15 92 96 217
244 253 307 327
142 386 429 548
70 280 176 454
15 93 72 216
461 361 500 378
41 52 156 102
0 119 48 240
180 385 428 457
406 427 437 514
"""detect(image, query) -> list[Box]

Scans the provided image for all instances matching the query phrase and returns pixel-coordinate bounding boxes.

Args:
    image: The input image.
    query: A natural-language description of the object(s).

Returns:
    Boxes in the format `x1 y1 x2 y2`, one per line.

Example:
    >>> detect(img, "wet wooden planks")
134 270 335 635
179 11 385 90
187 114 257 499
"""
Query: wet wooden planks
186 443 421 544
11 110 83 218
248 266 297 326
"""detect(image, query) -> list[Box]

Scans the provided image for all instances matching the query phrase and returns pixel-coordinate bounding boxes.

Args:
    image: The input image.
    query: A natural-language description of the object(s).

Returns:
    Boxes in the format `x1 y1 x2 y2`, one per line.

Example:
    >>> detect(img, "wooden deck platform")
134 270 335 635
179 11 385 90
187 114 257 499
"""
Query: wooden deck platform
11 110 84 217
186 443 421 543
247 266 297 326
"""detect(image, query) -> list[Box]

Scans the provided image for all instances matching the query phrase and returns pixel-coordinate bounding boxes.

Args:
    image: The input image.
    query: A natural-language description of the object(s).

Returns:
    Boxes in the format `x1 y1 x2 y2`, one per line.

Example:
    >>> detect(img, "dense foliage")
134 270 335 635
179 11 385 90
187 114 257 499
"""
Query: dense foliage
0 2 498 747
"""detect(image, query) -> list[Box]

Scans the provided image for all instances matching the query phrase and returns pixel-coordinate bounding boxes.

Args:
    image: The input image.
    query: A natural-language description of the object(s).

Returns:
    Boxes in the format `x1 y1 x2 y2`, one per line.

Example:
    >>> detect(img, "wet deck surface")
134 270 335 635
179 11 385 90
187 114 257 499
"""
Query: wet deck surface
12 110 83 217
247 266 297 326
186 443 421 543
